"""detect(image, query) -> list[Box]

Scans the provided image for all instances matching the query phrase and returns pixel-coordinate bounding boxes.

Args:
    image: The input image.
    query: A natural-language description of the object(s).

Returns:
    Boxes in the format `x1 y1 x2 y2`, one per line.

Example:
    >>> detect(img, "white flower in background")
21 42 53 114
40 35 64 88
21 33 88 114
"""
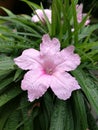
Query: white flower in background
31 9 51 23
76 4 90 25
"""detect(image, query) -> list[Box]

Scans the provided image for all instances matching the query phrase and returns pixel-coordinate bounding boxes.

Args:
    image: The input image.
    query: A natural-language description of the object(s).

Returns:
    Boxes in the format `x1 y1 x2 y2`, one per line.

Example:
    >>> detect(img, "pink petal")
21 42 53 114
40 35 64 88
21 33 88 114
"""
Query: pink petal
50 72 80 100
14 48 41 70
76 4 83 15
85 19 90 25
77 14 82 23
76 4 90 25
76 4 83 23
83 13 90 26
31 9 43 22
40 34 60 55
31 15 40 22
28 84 47 102
44 9 51 23
21 70 43 90
21 70 50 101
56 45 81 72
31 9 51 23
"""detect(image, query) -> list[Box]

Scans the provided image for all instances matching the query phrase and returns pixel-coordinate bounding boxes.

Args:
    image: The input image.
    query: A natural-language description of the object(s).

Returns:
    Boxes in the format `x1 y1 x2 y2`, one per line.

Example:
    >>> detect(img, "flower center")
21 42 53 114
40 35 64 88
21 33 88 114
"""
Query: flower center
44 67 54 75
42 58 55 75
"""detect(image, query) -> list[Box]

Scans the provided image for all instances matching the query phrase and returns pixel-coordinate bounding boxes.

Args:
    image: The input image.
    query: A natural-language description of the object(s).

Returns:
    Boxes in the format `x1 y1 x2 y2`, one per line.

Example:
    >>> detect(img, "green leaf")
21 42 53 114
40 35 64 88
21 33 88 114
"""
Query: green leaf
86 104 98 130
62 1 72 46
0 100 19 130
51 0 62 36
3 110 20 130
22 0 41 10
77 41 98 51
72 91 88 130
72 68 98 115
78 24 98 41
13 69 23 82
0 70 12 78
38 92 54 130
0 77 13 92
43 92 54 121
0 86 22 107
18 94 40 130
50 98 74 130
20 95 33 130
71 0 79 44
0 55 15 70
0 16 42 38
0 7 15 16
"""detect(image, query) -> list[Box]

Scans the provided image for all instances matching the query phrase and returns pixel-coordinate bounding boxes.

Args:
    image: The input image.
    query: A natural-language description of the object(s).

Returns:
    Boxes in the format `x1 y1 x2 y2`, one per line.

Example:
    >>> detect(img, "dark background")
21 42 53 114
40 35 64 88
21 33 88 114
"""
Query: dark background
0 0 98 19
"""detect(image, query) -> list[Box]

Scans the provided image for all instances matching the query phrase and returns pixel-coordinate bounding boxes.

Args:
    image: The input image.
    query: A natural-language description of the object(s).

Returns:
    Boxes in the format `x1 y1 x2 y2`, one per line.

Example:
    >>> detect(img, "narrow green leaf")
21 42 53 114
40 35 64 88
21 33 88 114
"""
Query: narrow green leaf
0 100 19 130
77 41 98 51
22 0 41 10
86 104 98 130
0 77 13 91
62 1 72 46
38 92 54 130
71 0 79 44
72 68 98 115
78 25 98 41
13 69 23 81
3 110 20 130
0 70 12 77
72 91 88 130
0 7 15 16
51 0 62 36
20 96 32 130
0 56 15 70
43 92 54 120
0 86 22 107
50 98 74 130
0 16 42 37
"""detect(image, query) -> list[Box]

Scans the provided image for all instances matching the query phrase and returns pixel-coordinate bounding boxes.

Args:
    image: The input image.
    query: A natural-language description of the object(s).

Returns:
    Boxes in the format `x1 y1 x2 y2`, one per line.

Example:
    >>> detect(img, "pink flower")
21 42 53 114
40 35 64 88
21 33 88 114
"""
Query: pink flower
14 34 81 102
76 4 90 25
31 9 51 23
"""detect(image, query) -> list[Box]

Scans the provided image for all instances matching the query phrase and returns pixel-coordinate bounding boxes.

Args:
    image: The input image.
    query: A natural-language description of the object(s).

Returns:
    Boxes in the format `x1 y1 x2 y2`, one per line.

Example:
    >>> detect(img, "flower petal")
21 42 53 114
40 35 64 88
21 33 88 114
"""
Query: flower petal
21 70 43 90
28 84 47 102
76 4 90 25
44 9 51 23
31 9 43 22
31 15 40 22
50 72 80 100
31 9 51 23
14 48 41 70
83 13 90 26
40 34 60 55
21 70 50 101
56 45 81 72
85 19 90 25
76 4 83 23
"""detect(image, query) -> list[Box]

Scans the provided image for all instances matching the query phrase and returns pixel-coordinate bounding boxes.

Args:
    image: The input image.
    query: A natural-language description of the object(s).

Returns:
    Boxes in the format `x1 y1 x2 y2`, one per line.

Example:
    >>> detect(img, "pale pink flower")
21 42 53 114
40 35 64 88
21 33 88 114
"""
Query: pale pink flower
14 34 81 102
76 4 90 25
31 9 51 23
